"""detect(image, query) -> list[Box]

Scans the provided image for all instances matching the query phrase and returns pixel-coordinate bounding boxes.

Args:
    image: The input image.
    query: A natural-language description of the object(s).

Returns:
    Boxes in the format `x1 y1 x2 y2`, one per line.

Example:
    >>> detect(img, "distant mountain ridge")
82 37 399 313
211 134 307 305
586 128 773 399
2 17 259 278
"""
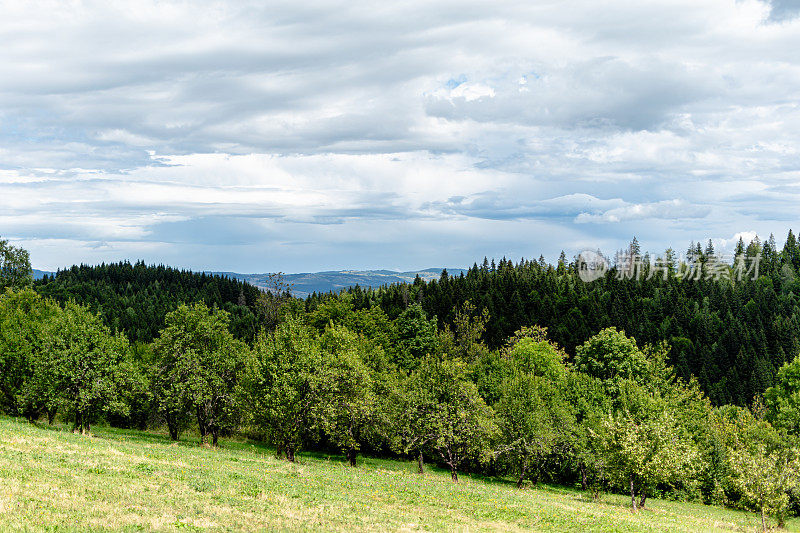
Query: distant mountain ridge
32 266 466 298
207 268 467 298
32 269 53 280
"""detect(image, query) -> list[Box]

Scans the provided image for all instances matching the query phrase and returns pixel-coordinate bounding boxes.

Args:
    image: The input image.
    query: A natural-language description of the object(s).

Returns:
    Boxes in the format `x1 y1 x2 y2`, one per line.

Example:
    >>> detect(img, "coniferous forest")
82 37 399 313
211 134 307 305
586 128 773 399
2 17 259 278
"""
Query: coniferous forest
6 233 800 527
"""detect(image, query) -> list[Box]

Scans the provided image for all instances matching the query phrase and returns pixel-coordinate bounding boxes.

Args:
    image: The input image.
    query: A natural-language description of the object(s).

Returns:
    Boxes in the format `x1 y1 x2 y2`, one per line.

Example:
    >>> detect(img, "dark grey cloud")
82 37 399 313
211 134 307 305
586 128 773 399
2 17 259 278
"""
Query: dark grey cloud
769 0 800 21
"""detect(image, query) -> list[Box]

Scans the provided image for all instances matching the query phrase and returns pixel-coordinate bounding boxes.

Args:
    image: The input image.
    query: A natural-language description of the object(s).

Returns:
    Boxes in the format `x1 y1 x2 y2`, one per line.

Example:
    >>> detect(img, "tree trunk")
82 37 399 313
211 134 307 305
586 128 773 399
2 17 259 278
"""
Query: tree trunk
761 506 766 532
211 427 219 447
417 451 424 474
196 409 207 445
346 447 357 467
517 465 528 489
579 464 588 491
450 467 458 483
24 407 39 424
74 411 89 435
168 419 179 441
630 476 637 512
47 408 57 425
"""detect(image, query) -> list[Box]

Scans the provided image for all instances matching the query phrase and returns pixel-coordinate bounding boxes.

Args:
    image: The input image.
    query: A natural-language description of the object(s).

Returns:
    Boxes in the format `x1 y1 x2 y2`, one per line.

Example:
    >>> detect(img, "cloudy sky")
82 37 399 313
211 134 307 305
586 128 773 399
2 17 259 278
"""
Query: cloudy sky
2 0 800 272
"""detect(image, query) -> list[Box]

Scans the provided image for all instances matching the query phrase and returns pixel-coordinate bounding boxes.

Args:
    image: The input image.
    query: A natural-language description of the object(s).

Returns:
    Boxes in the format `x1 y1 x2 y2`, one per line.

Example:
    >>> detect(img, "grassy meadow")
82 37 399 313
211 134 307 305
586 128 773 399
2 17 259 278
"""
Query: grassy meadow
0 415 795 532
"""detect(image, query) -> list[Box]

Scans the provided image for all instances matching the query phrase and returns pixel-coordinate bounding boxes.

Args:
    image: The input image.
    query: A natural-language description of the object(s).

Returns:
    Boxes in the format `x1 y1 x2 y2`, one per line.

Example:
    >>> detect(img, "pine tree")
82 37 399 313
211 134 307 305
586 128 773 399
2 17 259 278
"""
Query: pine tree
735 237 746 258
557 251 567 275
705 239 715 259
784 230 799 270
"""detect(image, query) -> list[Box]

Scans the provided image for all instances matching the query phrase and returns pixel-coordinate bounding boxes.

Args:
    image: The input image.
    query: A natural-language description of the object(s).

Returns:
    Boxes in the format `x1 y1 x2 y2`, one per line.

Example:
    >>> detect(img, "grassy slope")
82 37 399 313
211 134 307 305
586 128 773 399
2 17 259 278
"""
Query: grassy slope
0 416 795 532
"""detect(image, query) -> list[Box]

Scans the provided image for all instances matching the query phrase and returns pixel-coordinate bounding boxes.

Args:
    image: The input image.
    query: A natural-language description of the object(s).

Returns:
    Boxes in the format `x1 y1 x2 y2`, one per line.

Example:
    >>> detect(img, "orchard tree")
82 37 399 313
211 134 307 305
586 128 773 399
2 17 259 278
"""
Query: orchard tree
496 337 575 488
0 289 59 418
404 355 496 481
153 303 248 445
108 342 153 431
598 382 701 511
151 341 192 441
711 405 800 531
39 301 130 434
574 328 649 394
728 440 799 531
564 370 609 498
245 317 324 461
314 326 386 466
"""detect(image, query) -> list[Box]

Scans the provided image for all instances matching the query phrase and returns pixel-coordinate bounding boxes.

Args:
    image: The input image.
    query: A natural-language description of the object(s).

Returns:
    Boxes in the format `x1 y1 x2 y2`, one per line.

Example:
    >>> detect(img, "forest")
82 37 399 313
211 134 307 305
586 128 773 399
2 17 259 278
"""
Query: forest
4 233 800 529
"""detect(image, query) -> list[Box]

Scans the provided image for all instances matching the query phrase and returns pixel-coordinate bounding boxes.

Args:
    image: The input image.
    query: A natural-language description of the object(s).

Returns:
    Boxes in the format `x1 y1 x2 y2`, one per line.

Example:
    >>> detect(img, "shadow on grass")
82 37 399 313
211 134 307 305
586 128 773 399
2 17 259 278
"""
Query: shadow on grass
13 416 272 456
7 415 613 507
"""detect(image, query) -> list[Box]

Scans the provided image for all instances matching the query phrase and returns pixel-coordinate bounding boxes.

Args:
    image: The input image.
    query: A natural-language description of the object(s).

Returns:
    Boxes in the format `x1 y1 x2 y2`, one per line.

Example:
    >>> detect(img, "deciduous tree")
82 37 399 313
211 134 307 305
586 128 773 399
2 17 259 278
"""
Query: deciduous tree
153 303 248 445
245 317 323 460
404 355 496 482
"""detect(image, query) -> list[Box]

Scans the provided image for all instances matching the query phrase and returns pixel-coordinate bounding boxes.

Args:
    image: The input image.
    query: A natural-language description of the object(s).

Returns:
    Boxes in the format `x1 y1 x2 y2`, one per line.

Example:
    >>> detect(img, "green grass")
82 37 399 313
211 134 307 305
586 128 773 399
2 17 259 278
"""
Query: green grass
0 416 795 532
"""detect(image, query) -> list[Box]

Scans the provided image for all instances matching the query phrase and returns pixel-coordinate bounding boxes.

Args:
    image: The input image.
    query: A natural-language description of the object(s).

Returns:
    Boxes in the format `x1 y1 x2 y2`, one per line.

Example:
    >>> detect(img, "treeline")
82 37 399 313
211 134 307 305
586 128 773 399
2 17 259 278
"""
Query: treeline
3 287 800 529
330 232 800 406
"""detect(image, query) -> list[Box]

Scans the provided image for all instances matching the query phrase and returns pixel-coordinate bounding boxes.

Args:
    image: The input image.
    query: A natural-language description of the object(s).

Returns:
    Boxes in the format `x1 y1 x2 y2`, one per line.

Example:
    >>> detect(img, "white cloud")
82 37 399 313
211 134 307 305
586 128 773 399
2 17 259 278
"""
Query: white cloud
2 0 800 270
574 199 711 224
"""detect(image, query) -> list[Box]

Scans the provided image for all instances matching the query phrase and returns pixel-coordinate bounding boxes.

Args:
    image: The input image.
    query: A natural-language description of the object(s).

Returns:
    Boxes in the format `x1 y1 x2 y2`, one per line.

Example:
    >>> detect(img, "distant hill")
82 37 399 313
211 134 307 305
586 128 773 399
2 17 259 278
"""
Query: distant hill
208 268 467 298
33 262 263 343
32 269 54 280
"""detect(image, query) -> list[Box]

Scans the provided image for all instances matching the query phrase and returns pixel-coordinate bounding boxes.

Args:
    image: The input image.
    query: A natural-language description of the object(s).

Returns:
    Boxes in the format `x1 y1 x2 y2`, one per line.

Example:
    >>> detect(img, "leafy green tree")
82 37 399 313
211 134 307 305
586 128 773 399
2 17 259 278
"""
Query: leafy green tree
306 293 357 331
0 289 59 418
765 354 800 435
245 317 324 461
728 440 799 531
577 328 706 508
564 370 610 498
151 342 193 441
38 301 131 434
108 342 154 431
404 355 496 482
306 294 395 359
0 237 33 290
153 303 248 445
496 338 575 487
256 272 295 329
710 405 800 530
314 326 387 466
390 304 438 372
574 328 649 393
598 382 701 511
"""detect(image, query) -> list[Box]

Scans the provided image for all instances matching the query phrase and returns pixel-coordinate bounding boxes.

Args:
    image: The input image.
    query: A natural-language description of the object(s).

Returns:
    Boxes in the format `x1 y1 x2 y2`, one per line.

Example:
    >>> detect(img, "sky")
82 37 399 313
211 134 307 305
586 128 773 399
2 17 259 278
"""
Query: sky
2 0 800 273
